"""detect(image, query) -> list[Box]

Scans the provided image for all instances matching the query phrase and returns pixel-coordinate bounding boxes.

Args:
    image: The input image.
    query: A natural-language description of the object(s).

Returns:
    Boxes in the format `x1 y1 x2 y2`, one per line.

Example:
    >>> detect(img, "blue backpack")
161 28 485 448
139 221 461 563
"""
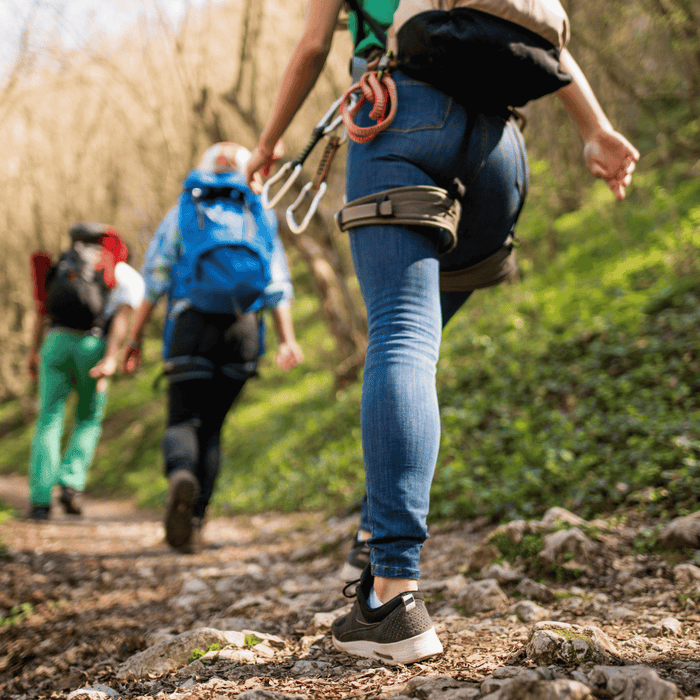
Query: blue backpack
163 169 276 355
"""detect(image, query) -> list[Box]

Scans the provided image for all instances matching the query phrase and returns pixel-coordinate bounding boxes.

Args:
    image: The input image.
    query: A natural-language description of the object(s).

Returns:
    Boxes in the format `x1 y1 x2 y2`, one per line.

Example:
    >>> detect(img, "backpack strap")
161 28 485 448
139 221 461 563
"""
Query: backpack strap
345 0 388 48
30 251 54 317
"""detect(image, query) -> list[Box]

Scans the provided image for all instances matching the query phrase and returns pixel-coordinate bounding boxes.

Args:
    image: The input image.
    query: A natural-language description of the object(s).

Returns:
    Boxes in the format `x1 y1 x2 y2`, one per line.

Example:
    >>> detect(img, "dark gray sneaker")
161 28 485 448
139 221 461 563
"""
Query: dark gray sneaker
340 533 371 581
165 470 200 551
59 486 83 515
28 504 51 521
331 566 443 665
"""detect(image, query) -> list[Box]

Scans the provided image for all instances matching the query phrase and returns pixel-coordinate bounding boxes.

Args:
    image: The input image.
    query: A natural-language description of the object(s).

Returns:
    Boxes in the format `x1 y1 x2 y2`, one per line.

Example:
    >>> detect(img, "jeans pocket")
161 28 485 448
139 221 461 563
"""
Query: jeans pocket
384 77 452 133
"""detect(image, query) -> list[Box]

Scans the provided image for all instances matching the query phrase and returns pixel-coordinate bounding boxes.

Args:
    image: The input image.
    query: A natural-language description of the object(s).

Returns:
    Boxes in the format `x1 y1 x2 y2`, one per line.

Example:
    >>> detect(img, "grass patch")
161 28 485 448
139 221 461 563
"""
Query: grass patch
0 170 697 526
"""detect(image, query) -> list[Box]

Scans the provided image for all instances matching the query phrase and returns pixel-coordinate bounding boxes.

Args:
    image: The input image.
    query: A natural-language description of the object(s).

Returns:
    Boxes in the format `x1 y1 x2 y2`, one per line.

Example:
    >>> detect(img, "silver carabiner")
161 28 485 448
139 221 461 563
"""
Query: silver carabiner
319 95 345 134
261 161 302 209
286 181 328 234
261 94 354 210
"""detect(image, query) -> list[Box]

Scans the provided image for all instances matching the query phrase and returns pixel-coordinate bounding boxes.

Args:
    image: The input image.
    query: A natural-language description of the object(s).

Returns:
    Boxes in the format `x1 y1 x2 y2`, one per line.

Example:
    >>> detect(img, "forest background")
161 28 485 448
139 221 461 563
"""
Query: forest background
0 0 698 531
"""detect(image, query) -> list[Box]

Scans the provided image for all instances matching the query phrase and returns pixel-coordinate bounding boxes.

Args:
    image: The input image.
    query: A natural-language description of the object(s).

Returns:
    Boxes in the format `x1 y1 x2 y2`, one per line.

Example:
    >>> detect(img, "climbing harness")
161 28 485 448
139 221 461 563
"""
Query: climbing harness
439 235 519 291
336 185 462 255
262 94 355 233
340 52 398 144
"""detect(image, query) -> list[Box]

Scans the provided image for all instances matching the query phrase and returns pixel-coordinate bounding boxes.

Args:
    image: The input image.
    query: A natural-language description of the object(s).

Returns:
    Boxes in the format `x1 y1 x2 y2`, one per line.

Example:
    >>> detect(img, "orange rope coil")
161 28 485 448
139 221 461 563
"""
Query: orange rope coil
340 70 398 144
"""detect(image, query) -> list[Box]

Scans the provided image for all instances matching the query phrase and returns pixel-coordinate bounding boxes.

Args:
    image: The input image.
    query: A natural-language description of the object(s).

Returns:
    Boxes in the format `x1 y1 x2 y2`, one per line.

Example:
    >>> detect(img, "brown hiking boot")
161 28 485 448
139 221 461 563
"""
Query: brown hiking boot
164 470 200 551
172 517 204 554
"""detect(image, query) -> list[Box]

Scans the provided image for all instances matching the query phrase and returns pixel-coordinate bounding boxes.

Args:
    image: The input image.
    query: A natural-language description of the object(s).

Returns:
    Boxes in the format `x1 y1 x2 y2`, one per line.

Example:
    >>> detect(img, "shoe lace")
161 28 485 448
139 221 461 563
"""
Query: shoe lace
342 577 361 599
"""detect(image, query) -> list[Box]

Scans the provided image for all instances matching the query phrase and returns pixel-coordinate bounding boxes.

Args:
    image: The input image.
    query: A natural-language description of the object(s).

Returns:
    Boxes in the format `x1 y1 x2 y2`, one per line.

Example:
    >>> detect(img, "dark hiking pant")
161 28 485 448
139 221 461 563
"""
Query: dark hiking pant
162 308 259 519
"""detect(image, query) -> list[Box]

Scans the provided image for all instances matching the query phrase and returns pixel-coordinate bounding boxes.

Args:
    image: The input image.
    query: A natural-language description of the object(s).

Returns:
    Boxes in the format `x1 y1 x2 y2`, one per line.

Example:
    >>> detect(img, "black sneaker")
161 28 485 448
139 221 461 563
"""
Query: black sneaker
331 566 443 665
28 504 51 521
59 486 83 515
340 533 371 581
165 470 200 551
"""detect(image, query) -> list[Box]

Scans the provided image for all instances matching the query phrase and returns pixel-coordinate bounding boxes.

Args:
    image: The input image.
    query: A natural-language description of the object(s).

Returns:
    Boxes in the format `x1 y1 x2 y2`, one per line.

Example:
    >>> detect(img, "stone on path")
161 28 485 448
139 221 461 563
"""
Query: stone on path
525 621 622 666
116 627 239 679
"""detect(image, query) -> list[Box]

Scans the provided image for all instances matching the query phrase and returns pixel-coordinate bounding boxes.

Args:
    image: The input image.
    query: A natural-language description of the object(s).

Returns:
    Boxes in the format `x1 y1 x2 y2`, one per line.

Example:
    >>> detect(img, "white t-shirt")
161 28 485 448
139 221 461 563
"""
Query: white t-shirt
103 262 145 319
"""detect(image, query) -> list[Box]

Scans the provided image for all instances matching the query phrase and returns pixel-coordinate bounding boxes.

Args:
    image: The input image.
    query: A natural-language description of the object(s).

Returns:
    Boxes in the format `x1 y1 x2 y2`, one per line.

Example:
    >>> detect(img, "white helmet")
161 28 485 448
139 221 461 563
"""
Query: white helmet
197 142 251 174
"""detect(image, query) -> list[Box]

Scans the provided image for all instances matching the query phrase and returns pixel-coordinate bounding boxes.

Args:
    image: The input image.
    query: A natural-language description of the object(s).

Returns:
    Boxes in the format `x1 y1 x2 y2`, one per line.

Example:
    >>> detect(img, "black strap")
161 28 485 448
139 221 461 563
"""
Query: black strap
345 0 388 48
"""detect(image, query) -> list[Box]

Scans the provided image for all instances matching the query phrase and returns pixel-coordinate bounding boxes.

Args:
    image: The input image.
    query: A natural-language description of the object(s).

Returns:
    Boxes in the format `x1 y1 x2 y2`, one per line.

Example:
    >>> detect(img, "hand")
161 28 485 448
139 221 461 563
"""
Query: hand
89 355 118 393
121 344 142 375
27 352 40 382
583 128 640 201
275 341 304 371
245 139 285 194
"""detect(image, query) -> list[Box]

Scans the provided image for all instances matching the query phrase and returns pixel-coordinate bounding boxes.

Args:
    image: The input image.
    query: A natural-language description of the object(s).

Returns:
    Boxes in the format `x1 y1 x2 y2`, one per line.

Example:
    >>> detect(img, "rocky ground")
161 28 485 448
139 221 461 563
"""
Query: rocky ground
1 474 700 700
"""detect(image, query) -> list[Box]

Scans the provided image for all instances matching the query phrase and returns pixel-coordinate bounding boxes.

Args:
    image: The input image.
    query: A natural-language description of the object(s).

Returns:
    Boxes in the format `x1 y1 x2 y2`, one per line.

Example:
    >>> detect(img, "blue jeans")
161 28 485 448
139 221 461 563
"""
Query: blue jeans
347 71 528 579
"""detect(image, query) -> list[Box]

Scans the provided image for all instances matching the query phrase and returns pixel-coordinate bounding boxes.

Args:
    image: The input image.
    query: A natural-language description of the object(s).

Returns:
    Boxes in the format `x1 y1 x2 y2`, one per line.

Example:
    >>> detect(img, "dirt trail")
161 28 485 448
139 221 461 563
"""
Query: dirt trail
1 474 699 700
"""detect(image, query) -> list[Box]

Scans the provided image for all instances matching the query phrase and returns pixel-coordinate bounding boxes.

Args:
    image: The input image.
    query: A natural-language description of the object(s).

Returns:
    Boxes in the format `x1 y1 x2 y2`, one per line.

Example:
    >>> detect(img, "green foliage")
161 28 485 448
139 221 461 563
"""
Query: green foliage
490 532 544 563
244 634 262 647
0 170 698 528
1 602 34 627
187 648 205 664
187 643 221 665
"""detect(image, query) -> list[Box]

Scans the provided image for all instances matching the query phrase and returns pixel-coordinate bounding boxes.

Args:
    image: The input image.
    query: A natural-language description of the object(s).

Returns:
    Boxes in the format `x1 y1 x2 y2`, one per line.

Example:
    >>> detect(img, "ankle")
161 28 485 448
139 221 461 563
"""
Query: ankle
373 576 418 604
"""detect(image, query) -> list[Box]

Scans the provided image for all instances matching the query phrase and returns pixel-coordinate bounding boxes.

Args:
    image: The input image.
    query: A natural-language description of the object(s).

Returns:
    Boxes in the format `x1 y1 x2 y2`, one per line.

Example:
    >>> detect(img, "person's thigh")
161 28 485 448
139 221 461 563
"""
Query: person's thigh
441 114 529 271
37 333 74 413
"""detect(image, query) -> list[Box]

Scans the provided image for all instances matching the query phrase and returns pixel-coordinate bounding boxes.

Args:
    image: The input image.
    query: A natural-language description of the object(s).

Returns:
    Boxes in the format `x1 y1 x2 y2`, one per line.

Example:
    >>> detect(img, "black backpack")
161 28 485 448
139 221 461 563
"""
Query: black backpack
44 223 115 334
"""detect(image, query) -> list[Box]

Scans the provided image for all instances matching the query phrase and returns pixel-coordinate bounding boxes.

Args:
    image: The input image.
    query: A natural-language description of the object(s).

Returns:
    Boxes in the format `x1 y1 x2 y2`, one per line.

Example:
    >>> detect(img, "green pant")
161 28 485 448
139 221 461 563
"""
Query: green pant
29 330 108 506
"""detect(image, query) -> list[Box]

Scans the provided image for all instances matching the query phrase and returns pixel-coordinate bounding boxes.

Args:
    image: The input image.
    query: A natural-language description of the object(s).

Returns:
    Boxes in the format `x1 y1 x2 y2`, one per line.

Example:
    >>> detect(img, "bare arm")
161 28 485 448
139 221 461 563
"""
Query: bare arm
246 0 345 191
89 304 133 389
270 302 304 371
557 49 640 200
120 299 156 374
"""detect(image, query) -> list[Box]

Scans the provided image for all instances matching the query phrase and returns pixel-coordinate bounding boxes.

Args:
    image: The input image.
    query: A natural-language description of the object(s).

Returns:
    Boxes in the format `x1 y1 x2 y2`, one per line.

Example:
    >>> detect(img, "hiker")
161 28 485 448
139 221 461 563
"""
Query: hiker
121 141 304 554
27 223 145 520
246 0 639 664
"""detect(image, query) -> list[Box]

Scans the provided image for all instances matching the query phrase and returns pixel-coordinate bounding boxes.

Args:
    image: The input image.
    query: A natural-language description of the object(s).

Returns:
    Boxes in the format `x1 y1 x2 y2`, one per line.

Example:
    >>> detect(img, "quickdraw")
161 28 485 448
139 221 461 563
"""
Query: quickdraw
340 53 398 144
286 129 347 234
262 94 355 233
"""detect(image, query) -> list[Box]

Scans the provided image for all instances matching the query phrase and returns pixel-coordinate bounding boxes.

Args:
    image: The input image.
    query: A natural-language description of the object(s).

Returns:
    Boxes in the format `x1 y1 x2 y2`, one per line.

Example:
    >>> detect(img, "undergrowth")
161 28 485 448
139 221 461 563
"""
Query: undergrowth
0 169 698 527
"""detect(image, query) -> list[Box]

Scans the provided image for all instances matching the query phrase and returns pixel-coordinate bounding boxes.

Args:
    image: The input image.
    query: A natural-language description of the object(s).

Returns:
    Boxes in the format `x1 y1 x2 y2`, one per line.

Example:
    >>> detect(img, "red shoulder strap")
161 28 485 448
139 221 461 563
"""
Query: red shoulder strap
30 251 53 317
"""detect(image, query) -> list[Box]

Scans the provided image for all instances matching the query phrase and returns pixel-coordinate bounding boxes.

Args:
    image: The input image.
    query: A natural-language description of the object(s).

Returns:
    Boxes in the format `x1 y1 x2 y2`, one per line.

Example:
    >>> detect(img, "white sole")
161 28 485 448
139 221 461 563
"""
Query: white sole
333 627 443 665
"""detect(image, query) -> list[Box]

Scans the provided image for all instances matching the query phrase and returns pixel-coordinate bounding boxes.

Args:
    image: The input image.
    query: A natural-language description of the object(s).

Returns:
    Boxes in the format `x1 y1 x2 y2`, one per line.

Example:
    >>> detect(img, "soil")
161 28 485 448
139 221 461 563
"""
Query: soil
1 474 699 700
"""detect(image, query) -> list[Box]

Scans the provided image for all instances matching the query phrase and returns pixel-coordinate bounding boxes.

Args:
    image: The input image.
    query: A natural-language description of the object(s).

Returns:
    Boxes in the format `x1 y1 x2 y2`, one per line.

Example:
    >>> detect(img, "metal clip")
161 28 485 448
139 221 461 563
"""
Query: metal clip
286 181 328 234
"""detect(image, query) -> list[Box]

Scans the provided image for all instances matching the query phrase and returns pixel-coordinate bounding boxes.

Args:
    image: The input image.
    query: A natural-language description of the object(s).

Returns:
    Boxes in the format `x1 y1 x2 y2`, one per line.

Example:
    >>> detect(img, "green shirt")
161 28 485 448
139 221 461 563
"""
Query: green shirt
347 0 400 56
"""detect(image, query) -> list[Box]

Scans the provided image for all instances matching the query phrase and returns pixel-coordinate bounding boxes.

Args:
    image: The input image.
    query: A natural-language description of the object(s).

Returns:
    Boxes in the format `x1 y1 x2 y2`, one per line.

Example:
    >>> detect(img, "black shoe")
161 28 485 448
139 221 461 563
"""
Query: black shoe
28 504 51 521
165 471 200 551
331 566 443 665
59 486 83 515
340 533 371 581
173 517 204 554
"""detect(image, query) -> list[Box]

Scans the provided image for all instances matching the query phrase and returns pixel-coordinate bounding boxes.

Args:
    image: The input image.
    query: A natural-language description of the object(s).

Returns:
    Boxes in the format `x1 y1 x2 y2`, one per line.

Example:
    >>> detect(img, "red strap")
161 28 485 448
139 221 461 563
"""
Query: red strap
30 251 53 317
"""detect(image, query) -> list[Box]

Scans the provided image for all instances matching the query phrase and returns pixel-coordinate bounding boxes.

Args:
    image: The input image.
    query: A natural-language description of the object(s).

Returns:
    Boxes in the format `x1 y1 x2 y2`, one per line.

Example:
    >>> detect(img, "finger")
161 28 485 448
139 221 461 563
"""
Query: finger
607 178 625 201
